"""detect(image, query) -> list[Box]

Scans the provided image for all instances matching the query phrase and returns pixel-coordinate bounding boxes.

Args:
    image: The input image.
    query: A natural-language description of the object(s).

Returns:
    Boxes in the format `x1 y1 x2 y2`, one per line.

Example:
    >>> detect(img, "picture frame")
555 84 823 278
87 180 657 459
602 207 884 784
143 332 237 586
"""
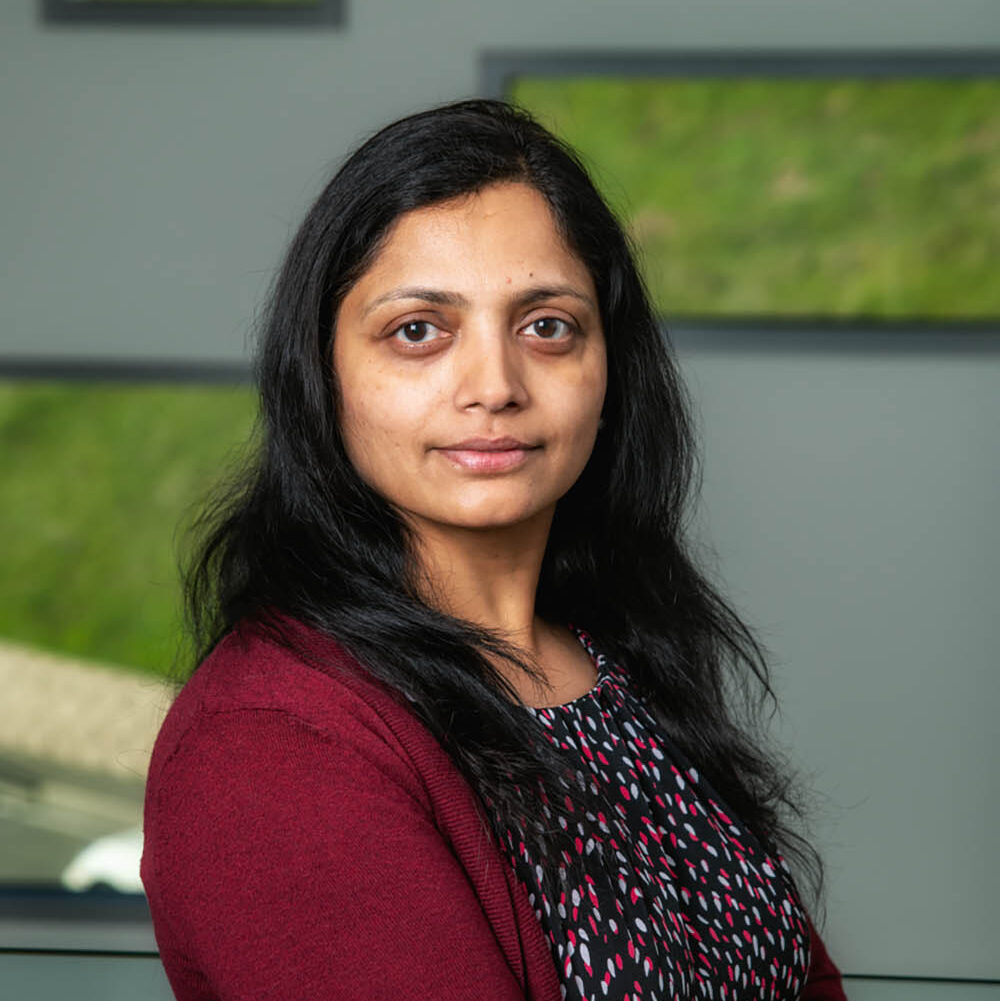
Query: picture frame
41 0 344 28
483 50 1000 337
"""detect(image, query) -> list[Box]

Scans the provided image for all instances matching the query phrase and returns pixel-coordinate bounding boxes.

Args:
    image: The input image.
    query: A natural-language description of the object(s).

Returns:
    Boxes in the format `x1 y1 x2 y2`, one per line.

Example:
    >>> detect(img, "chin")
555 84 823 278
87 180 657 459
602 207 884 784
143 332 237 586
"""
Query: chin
450 511 540 531
428 497 551 531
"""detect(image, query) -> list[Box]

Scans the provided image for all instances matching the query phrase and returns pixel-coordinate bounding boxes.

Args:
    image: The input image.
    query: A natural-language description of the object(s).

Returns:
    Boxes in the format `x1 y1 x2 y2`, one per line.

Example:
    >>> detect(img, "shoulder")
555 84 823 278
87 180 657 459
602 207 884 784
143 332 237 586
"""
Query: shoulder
161 617 404 716
153 618 423 764
144 619 442 837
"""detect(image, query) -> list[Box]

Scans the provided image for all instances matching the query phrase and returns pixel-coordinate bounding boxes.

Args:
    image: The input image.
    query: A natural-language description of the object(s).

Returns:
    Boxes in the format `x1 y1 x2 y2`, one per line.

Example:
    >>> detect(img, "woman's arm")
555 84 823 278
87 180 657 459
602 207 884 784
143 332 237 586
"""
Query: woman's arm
144 707 528 1001
803 918 847 1001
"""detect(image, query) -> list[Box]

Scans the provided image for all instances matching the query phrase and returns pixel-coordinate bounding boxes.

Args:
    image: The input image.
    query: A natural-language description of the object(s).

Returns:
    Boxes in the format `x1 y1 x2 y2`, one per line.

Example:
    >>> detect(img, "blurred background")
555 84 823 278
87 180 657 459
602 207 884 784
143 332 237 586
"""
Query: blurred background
1 0 997 998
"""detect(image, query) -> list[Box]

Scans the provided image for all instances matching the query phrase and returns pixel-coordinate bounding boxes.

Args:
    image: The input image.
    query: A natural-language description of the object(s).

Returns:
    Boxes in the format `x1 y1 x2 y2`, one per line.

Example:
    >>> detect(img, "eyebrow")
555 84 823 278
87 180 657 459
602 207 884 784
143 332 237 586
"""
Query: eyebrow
361 284 597 318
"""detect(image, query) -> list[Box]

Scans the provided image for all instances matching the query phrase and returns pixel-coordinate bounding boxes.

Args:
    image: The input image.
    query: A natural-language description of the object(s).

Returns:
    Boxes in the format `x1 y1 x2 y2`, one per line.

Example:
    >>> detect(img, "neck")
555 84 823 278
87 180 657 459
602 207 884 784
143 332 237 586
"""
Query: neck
404 508 599 708
407 509 553 654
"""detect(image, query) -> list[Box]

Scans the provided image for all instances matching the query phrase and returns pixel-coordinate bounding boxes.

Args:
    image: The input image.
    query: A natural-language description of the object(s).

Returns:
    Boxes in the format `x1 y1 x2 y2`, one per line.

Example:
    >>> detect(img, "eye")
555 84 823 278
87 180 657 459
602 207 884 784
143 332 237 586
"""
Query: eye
523 316 575 340
391 320 441 345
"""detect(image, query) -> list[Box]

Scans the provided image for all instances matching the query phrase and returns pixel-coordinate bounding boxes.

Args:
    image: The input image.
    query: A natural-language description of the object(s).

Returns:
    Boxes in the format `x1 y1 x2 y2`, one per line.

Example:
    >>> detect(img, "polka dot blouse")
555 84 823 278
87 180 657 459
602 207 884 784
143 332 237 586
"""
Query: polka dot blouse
491 627 812 1001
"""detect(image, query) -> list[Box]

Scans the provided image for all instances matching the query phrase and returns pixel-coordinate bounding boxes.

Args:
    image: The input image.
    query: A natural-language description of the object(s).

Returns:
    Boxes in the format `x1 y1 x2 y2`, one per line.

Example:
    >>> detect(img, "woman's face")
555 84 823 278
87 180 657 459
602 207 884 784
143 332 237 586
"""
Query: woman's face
332 181 606 538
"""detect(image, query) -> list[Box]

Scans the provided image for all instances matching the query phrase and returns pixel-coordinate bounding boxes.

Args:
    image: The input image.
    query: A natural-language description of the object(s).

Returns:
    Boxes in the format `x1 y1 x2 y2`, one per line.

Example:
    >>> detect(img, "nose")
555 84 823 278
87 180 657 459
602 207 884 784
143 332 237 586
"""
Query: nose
453 325 529 414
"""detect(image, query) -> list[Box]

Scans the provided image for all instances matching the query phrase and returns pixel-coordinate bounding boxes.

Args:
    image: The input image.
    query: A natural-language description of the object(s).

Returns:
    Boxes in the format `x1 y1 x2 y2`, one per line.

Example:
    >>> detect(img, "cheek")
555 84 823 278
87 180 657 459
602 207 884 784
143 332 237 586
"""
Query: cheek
337 369 433 471
567 364 607 459
569 360 607 428
334 359 386 471
542 374 604 475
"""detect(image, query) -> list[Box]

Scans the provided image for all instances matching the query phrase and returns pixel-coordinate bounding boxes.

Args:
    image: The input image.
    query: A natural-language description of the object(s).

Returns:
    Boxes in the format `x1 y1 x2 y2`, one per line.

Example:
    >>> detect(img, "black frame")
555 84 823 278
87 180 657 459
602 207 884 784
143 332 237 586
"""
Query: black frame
482 49 1000 96
0 357 251 383
0 889 156 953
482 49 1000 338
41 0 344 28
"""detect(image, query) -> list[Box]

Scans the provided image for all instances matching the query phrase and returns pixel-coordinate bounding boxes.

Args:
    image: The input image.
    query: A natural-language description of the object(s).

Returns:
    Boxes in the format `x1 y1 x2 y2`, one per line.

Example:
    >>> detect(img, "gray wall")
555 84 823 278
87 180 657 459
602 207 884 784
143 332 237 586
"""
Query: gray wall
2 0 998 988
680 340 1000 979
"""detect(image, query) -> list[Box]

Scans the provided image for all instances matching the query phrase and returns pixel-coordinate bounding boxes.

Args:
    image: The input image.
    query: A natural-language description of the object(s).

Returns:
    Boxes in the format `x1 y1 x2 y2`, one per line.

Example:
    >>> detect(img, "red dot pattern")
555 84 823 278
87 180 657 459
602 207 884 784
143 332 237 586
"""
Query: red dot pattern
492 628 812 1001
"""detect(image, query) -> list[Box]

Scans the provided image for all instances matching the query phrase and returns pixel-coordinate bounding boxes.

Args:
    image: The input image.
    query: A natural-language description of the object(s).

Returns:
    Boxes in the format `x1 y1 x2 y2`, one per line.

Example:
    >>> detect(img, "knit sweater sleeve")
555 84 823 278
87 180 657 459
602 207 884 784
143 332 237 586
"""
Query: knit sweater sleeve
142 706 527 1001
803 919 848 1000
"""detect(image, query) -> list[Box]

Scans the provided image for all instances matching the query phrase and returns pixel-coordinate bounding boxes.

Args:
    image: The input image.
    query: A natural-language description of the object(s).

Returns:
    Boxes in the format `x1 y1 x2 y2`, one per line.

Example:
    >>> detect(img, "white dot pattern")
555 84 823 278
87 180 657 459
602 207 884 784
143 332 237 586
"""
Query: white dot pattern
491 627 811 1001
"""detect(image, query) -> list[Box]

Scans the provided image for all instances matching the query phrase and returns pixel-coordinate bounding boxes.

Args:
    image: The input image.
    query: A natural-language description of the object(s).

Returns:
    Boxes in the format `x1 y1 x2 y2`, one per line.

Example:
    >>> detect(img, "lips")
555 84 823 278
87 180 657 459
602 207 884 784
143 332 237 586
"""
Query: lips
435 437 540 473
440 436 537 451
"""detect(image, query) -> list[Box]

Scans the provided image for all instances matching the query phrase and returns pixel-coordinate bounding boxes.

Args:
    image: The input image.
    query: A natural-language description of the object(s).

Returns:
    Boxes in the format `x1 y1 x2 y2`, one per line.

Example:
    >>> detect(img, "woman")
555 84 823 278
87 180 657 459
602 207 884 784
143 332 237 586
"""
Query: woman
142 99 846 1000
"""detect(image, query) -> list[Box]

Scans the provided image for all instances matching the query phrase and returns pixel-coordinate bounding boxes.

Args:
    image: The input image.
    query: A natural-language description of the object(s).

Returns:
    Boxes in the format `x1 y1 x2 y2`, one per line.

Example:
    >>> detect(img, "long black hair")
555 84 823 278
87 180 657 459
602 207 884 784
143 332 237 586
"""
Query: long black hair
185 98 822 909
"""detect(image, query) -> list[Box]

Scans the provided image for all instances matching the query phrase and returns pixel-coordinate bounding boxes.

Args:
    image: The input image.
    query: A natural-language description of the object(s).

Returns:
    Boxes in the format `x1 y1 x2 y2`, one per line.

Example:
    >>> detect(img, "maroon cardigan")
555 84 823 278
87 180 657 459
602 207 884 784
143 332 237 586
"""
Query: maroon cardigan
142 620 845 1000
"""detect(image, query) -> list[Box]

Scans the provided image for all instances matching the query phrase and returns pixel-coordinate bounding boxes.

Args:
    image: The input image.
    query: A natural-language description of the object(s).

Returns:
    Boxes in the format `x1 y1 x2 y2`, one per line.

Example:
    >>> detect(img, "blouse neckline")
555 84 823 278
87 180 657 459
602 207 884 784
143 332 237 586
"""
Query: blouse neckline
523 625 616 713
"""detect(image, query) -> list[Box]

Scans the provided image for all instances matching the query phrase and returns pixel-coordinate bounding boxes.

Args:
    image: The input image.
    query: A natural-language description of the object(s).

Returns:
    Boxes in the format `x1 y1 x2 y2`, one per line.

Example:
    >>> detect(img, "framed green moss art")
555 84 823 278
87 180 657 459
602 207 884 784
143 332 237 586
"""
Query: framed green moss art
484 52 1000 330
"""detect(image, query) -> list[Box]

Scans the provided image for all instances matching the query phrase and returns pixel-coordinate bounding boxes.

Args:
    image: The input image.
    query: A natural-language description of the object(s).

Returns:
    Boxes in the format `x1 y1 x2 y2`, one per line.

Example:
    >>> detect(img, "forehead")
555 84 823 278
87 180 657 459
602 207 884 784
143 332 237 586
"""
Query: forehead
348 182 595 301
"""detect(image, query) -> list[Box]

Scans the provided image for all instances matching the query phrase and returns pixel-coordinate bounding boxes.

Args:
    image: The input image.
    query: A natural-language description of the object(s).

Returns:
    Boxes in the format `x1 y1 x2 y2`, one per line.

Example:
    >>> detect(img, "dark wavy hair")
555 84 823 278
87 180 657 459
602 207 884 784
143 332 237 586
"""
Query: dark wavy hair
185 98 822 909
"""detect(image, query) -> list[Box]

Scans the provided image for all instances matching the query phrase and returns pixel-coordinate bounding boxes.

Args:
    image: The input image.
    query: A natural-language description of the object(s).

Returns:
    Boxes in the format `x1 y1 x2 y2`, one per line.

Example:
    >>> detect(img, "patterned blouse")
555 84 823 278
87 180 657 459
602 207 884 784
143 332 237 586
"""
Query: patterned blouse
491 627 812 1001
